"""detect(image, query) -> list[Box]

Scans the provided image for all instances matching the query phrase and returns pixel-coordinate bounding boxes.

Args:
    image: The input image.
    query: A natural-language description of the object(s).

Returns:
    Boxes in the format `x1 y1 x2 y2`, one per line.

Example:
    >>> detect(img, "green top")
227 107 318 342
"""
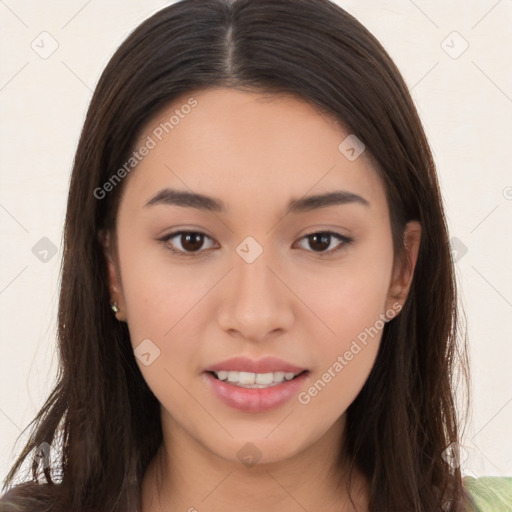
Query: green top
464 476 512 511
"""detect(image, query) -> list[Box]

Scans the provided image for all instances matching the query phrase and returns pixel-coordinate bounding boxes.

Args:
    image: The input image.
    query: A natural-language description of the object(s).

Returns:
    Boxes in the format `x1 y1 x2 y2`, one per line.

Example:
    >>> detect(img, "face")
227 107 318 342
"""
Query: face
103 87 420 466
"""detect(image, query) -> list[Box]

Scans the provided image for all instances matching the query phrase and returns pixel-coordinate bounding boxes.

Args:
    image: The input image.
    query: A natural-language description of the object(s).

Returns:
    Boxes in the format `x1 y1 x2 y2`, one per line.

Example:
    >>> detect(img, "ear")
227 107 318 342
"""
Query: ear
98 229 127 322
386 221 421 312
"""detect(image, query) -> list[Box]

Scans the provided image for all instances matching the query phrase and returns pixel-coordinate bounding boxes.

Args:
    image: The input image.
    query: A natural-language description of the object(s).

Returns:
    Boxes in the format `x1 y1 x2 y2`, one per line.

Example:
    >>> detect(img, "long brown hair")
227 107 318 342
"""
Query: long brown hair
1 1 471 510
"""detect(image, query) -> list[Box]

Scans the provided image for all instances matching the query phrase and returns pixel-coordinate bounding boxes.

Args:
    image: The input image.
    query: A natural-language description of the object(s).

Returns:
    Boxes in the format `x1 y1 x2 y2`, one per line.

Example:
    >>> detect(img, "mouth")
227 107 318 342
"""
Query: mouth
206 369 309 389
203 369 311 412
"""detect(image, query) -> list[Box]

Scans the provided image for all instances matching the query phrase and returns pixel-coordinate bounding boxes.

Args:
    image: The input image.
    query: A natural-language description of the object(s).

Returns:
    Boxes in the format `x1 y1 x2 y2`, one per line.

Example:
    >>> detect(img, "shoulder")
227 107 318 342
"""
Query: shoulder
463 476 512 512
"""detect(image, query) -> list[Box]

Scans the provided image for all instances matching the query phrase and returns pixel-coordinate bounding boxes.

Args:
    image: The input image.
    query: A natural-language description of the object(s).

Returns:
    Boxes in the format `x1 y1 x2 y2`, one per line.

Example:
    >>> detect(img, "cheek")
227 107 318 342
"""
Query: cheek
296 234 393 341
293 240 393 411
116 240 205 415
116 230 212 343
296 276 387 416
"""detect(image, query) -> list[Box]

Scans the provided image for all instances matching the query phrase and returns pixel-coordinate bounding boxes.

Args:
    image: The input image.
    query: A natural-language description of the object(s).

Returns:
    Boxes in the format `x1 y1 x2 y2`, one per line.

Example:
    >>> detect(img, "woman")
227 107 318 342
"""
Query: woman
1 0 510 510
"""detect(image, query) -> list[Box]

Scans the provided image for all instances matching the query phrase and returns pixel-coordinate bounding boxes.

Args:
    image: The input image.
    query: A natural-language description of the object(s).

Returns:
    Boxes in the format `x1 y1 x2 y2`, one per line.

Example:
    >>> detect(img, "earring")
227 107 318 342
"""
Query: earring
111 302 119 313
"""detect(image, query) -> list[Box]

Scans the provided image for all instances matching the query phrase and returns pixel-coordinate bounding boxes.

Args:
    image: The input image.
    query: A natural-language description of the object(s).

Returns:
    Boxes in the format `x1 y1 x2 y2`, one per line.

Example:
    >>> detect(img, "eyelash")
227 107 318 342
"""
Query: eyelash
157 230 354 257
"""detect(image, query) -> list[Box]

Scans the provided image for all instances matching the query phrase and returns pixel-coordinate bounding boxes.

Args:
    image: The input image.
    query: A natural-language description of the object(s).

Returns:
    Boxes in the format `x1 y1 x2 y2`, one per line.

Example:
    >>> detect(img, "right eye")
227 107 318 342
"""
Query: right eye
158 231 218 256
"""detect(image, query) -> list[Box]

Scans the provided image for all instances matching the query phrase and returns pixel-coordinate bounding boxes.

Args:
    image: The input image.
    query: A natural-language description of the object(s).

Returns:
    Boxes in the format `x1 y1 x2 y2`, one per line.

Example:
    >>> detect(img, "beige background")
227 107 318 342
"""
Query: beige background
1 0 511 485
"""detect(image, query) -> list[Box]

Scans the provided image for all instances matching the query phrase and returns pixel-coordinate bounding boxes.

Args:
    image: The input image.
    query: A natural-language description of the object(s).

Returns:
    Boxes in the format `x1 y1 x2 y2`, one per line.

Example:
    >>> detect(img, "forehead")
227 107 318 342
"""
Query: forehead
124 87 386 214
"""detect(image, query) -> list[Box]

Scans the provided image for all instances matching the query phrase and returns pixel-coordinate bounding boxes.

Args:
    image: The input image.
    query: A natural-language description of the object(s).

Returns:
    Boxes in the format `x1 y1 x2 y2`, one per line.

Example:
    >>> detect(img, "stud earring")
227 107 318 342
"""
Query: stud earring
111 302 119 313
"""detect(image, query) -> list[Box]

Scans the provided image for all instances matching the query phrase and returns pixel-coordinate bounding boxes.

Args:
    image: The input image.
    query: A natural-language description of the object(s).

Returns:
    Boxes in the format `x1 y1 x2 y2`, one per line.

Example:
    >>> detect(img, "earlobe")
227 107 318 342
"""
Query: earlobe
98 229 127 322
387 221 422 309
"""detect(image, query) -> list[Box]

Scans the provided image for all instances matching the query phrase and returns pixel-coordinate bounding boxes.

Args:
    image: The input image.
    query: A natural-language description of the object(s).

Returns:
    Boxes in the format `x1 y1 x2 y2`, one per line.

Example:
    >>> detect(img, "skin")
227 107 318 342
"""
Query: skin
101 87 421 512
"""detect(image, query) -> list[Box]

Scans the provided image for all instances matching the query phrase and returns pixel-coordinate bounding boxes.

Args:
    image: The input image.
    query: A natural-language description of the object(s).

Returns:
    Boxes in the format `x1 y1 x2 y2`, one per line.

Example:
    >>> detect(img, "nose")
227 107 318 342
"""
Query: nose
216 247 294 342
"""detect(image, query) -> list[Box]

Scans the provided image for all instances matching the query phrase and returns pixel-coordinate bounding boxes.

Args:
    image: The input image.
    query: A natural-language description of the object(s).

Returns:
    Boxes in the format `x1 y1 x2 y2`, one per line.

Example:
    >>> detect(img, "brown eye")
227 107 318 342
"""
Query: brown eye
296 231 353 255
159 231 216 255
158 230 353 257
307 233 331 252
179 232 205 252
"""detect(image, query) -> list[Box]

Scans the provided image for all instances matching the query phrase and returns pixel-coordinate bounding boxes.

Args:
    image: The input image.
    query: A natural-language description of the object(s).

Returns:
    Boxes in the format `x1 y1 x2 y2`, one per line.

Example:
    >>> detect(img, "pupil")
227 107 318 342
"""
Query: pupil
310 233 330 251
183 233 203 251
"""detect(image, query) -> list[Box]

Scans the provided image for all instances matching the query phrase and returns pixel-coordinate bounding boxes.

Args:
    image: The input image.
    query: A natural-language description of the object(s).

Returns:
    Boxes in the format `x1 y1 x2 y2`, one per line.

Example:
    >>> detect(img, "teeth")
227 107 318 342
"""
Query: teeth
227 371 239 383
212 370 301 388
216 370 229 381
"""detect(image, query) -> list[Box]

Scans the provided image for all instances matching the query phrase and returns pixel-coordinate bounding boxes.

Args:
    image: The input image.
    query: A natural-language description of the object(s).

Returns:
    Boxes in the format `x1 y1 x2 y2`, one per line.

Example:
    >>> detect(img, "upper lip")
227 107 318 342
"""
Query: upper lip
205 356 308 374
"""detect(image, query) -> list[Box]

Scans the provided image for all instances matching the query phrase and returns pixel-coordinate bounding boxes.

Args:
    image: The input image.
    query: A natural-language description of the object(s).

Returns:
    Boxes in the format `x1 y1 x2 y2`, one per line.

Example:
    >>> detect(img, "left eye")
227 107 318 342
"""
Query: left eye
158 230 353 256
295 231 353 254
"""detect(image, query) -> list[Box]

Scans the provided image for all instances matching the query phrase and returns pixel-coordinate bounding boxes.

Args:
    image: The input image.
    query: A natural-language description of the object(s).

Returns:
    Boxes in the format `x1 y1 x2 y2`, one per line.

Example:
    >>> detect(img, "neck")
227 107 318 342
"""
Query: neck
140 412 369 512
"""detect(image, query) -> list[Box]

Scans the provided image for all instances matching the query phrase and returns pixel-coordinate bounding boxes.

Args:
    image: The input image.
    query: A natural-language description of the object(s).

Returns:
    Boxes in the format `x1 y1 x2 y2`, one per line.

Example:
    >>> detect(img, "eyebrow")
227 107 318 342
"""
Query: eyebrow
144 187 369 214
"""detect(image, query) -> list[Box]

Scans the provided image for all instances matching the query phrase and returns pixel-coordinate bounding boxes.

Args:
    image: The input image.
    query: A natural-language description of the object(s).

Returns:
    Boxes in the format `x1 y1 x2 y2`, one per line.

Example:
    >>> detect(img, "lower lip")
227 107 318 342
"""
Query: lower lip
203 371 309 413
